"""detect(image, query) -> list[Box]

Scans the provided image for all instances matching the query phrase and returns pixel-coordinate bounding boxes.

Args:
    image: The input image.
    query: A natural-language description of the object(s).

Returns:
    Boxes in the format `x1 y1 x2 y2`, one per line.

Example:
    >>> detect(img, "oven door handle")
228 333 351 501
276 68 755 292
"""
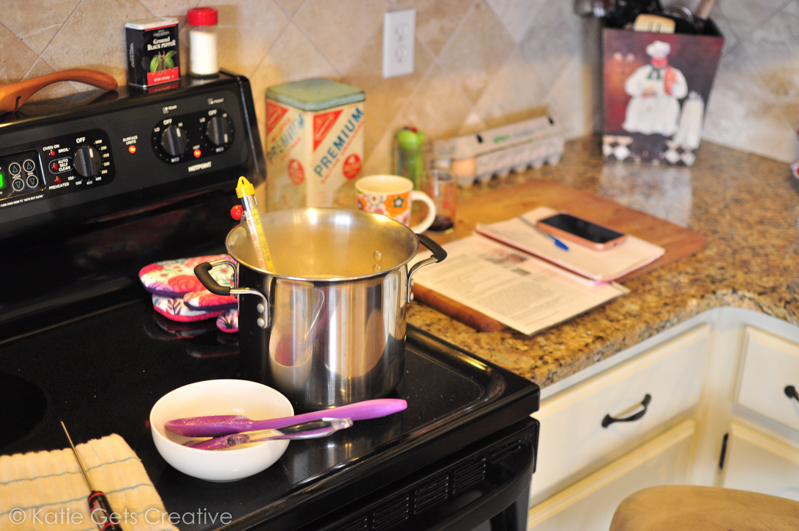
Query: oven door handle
195 261 269 328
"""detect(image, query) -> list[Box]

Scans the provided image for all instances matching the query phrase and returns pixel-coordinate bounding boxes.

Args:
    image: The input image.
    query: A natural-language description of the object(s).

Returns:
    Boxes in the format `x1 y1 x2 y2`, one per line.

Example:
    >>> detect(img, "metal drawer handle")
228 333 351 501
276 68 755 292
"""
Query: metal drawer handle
602 394 652 428
785 386 799 403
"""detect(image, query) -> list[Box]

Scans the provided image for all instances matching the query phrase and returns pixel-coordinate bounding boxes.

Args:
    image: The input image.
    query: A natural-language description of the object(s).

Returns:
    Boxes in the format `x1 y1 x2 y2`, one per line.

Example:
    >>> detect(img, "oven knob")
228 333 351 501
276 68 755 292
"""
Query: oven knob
73 146 102 177
205 116 231 146
160 125 188 157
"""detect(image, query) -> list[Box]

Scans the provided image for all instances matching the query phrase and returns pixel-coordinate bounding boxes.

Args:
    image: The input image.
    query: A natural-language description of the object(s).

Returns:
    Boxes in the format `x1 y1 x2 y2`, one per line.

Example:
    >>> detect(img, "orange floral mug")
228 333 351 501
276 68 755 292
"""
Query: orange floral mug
355 175 436 233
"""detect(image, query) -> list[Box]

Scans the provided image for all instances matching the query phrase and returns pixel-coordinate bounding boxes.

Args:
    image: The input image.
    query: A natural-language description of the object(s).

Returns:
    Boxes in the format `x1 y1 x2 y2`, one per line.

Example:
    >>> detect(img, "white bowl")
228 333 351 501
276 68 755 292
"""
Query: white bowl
150 379 294 482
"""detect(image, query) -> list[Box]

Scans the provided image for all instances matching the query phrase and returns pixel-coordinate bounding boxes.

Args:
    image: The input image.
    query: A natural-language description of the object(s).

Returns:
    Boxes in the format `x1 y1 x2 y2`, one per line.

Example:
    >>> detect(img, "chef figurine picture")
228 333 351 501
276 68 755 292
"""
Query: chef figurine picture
621 40 688 157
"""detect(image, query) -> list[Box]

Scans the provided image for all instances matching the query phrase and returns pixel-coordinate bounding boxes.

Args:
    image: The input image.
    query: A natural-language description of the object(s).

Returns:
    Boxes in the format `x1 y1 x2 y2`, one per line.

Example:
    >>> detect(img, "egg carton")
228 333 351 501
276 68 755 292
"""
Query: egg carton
433 114 565 188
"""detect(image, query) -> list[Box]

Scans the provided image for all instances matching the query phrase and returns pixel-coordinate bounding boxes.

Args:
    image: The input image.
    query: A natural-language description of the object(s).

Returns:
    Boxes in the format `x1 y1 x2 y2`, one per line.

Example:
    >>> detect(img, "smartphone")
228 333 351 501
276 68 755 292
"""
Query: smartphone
536 212 627 251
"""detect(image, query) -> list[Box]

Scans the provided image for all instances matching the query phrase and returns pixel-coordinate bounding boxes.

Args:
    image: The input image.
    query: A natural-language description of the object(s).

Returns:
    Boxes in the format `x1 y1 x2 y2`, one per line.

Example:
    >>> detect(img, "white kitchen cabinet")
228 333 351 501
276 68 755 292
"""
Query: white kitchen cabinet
723 422 799 501
737 326 799 432
529 324 709 504
528 420 695 531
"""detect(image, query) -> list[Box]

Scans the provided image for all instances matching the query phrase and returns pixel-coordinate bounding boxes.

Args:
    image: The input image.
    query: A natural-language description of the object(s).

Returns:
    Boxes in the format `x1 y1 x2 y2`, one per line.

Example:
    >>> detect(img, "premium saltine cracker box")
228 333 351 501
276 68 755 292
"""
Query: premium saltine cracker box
266 78 365 211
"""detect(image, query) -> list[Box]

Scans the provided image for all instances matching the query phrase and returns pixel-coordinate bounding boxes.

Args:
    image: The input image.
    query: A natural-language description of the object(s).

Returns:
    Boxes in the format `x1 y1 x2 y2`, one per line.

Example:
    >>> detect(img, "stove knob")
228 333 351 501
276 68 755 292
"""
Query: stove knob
160 125 188 157
205 116 231 146
73 146 102 177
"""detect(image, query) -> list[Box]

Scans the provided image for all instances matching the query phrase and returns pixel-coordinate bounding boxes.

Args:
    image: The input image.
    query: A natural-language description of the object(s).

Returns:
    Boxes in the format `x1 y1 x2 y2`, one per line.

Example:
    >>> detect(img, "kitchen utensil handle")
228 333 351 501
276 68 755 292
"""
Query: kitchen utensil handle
0 69 118 114
195 261 270 328
785 385 799 403
249 398 407 431
407 234 447 303
601 394 652 428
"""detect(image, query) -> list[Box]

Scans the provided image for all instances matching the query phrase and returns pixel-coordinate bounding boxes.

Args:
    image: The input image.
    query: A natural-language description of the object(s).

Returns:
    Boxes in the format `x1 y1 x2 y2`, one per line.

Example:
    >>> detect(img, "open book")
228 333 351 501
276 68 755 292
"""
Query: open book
475 207 665 282
411 234 629 336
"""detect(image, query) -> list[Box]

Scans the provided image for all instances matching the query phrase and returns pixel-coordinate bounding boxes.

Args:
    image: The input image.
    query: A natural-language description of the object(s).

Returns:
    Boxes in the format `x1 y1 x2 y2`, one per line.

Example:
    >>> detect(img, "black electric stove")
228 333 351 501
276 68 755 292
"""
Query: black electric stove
0 73 539 531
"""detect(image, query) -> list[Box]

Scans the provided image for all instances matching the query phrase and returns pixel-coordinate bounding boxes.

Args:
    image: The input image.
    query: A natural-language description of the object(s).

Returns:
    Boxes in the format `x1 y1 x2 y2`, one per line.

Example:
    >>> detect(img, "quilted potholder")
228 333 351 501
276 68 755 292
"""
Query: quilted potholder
183 290 238 312
152 295 224 322
216 309 239 333
139 255 236 297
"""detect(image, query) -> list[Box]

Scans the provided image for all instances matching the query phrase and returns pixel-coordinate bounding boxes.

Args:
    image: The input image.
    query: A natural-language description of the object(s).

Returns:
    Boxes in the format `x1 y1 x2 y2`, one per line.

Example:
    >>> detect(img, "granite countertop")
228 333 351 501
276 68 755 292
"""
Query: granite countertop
408 136 799 389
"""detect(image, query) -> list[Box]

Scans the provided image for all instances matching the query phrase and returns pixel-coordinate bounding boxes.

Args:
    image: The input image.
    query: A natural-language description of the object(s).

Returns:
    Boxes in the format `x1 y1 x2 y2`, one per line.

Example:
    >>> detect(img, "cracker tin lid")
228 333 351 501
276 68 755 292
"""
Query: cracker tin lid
266 78 365 111
125 17 179 30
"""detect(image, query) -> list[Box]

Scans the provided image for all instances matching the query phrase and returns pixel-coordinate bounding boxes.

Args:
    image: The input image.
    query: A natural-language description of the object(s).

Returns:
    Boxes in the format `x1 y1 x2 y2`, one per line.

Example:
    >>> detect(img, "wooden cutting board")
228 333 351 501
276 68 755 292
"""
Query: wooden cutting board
412 179 706 332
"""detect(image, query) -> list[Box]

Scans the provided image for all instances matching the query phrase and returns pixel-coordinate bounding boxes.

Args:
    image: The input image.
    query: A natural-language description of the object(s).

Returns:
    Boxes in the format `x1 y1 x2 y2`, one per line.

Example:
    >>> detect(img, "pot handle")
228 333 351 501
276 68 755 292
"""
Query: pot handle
195 261 270 328
407 234 447 303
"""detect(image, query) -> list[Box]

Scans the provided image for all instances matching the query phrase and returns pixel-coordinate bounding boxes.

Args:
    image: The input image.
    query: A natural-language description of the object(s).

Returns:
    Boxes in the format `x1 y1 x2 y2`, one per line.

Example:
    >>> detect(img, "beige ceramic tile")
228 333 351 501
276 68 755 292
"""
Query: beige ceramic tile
437 0 514 105
275 0 307 16
519 0 584 90
41 0 151 84
471 47 548 129
249 21 338 149
391 63 474 140
393 0 474 57
138 0 200 15
0 22 39 84
0 0 79 54
199 0 290 78
702 44 796 162
293 0 389 75
342 22 433 134
544 53 598 140
742 1 799 102
485 0 539 43
717 0 786 42
362 124 394 176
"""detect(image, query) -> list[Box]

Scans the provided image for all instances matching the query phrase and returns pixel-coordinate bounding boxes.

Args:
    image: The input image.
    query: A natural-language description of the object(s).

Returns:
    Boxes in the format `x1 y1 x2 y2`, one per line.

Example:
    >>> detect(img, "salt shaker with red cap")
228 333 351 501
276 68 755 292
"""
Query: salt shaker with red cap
187 7 219 78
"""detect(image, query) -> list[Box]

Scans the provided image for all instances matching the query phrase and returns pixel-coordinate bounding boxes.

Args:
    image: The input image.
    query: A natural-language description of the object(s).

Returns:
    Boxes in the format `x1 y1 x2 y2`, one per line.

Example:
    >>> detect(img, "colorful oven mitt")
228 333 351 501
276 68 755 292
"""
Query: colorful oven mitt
139 255 236 297
140 255 239 333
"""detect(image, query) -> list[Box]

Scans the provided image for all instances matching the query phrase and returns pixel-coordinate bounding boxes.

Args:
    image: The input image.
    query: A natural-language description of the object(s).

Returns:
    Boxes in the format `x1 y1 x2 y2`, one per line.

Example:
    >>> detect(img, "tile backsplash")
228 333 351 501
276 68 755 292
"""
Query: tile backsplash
2 0 798 173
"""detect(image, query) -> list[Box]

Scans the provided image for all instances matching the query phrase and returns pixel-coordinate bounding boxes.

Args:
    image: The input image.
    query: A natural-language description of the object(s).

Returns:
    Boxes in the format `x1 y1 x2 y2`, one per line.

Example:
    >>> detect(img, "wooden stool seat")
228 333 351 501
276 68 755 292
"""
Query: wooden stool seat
610 486 799 530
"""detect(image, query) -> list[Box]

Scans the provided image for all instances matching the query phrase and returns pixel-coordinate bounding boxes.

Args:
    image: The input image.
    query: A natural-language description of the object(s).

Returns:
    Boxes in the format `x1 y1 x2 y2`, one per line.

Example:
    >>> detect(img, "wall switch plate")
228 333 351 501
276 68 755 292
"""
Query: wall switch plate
383 9 415 79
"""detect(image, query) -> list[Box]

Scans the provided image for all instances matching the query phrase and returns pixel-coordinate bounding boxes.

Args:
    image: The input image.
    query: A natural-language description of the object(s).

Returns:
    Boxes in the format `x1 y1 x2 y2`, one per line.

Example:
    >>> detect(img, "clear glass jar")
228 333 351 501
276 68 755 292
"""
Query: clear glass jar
187 7 219 78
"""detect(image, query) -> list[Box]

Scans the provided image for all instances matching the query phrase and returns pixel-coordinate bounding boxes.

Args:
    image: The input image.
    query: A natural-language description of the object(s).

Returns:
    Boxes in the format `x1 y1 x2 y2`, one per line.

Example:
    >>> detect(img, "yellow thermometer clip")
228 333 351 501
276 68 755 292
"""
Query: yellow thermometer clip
235 176 275 272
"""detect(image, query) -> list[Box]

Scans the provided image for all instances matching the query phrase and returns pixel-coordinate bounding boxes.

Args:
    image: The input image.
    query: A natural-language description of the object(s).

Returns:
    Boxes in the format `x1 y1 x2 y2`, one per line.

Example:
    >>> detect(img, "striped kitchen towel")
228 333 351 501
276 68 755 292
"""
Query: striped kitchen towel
0 434 177 531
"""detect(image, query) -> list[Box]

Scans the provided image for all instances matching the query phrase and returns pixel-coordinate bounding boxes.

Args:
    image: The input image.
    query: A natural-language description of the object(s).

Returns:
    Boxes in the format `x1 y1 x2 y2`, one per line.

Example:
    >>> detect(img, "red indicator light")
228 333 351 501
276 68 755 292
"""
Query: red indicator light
51 162 58 171
55 177 62 184
193 149 202 158
128 145 137 154
49 150 55 157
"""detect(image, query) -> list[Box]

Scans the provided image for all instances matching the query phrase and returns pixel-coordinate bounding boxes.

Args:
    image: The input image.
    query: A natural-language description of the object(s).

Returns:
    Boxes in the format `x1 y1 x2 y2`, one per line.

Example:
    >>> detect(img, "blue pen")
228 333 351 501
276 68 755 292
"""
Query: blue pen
519 216 570 251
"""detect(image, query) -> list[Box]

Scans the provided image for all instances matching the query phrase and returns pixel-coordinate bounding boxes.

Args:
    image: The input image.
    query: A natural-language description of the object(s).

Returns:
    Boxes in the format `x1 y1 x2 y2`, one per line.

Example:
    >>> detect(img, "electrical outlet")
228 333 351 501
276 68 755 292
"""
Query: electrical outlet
383 9 416 79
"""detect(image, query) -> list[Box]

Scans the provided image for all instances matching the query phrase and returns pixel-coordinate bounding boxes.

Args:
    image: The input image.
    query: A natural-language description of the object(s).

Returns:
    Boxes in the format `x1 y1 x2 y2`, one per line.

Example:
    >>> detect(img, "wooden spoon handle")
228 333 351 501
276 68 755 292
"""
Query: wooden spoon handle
0 69 118 113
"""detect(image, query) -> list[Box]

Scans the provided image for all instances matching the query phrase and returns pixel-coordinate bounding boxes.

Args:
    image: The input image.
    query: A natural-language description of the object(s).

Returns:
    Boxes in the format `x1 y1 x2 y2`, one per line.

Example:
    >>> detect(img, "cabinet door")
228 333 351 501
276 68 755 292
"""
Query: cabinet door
530 325 708 502
528 420 695 531
723 422 799 501
737 327 799 431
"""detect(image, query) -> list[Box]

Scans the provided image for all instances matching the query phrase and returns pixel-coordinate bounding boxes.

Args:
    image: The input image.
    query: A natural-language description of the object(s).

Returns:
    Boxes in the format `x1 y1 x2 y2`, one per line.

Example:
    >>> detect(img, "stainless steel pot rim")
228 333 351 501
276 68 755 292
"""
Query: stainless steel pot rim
225 208 422 282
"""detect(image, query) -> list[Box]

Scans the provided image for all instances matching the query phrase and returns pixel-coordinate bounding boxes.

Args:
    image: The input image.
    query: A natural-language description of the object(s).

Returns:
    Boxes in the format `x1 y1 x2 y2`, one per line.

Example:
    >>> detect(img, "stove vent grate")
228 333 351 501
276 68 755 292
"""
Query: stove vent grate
490 438 524 464
412 475 450 515
452 458 486 496
333 515 369 531
372 494 409 531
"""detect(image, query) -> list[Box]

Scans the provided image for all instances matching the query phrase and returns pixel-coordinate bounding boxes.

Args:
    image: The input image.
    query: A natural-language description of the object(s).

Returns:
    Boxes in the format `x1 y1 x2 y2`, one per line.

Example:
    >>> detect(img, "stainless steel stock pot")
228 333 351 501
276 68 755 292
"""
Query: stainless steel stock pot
195 208 446 410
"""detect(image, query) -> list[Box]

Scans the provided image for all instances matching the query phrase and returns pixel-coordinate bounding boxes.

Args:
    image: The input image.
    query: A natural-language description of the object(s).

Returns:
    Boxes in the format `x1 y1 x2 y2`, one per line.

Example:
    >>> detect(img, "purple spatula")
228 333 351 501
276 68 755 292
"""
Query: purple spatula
165 398 407 437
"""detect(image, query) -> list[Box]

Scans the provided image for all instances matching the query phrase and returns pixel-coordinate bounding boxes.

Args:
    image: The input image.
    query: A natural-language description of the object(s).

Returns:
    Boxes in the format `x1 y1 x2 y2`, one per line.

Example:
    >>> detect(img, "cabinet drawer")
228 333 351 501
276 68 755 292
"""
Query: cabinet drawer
530 324 708 502
529 420 695 531
737 327 799 431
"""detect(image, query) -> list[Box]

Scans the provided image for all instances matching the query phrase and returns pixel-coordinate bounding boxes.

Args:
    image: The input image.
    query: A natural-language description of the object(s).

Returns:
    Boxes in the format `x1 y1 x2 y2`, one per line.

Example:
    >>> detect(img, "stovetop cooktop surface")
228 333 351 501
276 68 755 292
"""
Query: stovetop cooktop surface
0 296 539 530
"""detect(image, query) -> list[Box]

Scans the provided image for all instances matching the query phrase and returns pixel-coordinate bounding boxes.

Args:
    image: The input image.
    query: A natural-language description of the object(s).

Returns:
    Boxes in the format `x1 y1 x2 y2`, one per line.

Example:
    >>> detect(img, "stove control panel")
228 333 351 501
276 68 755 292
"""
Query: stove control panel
152 108 234 164
0 129 114 206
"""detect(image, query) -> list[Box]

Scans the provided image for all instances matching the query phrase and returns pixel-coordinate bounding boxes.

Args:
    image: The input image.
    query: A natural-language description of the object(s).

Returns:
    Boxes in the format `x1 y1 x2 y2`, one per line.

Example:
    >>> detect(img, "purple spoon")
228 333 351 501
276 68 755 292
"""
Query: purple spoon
187 418 353 450
165 398 407 437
